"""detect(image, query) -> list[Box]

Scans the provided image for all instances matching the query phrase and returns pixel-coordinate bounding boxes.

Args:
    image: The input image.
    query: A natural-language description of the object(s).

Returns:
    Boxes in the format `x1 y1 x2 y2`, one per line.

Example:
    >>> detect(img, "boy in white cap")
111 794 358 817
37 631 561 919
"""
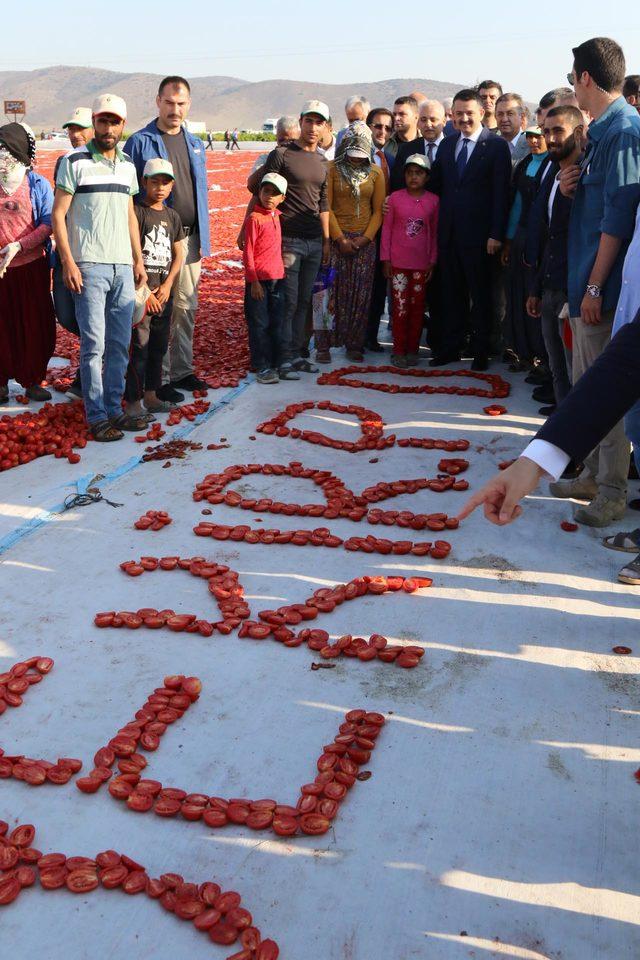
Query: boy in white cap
124 158 185 418
242 172 287 383
52 94 147 440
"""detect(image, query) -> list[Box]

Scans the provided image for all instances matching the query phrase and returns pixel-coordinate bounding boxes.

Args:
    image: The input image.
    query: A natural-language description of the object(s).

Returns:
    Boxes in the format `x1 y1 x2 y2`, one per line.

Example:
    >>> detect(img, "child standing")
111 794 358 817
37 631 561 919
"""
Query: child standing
124 158 184 423
242 172 287 383
380 154 438 367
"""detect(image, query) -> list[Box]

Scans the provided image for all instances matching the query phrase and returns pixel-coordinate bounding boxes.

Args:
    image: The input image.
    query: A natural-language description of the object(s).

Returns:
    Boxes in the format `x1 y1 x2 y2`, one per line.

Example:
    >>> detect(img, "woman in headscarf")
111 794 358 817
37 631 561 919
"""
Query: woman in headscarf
0 122 55 403
315 121 385 363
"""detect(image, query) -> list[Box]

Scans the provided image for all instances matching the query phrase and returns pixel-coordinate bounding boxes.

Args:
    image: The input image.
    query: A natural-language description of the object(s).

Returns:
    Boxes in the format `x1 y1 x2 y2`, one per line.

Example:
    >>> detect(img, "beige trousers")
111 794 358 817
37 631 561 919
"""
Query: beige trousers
163 233 202 383
570 311 629 498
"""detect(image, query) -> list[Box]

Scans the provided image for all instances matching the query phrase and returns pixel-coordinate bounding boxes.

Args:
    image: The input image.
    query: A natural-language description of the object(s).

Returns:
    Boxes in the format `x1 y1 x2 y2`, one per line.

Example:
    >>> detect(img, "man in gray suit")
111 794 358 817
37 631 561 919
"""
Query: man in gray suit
496 93 531 167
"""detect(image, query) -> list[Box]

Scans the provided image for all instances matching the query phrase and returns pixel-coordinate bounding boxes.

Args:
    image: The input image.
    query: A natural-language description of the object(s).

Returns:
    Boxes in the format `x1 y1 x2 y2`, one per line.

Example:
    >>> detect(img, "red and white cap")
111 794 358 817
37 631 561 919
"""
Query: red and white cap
92 94 127 122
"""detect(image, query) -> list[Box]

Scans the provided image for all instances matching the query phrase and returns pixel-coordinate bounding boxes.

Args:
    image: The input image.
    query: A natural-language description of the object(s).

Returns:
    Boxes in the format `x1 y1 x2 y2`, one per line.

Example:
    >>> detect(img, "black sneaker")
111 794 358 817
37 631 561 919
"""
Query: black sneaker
172 374 209 392
157 384 185 403
25 384 52 401
532 385 555 404
538 404 556 416
292 358 319 373
471 355 489 372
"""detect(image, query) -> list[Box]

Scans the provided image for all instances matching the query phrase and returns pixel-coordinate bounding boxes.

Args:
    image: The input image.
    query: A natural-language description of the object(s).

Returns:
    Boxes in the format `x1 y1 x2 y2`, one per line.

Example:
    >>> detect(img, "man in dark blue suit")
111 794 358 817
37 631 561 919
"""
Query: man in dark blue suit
428 88 512 369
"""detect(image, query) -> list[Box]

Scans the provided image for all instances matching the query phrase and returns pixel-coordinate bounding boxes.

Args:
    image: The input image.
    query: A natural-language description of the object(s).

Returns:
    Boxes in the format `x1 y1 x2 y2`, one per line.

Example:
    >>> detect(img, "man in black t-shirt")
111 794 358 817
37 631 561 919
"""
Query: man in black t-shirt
259 100 331 376
124 76 211 401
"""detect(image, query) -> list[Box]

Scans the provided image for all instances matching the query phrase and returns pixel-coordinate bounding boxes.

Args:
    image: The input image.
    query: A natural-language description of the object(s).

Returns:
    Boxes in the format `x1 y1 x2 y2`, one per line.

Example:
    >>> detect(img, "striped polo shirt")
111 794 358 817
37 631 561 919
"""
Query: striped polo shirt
56 140 138 264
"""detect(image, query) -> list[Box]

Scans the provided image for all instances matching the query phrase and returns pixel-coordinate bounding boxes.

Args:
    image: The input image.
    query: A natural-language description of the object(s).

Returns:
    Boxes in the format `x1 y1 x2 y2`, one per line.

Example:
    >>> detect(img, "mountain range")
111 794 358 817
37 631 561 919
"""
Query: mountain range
0 66 466 131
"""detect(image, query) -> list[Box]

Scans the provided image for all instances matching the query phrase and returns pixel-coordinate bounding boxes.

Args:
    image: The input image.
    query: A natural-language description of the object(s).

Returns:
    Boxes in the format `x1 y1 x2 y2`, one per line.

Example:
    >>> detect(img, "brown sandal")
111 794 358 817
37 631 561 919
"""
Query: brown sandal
110 414 149 432
91 420 124 442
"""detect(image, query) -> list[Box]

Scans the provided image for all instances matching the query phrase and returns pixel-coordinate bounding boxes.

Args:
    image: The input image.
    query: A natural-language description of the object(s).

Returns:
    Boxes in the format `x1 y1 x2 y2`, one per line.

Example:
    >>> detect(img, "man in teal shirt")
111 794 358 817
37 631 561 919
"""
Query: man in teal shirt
550 37 640 527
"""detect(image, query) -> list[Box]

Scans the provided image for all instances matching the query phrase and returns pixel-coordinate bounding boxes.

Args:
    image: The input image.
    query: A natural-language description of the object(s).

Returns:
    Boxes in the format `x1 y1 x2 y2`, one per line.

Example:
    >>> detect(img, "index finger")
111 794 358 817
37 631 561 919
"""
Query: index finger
456 488 487 521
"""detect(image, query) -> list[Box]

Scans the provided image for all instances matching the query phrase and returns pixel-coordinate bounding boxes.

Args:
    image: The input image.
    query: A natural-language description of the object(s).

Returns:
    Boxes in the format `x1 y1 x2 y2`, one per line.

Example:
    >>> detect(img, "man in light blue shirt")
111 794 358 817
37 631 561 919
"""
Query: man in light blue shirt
548 36 640 527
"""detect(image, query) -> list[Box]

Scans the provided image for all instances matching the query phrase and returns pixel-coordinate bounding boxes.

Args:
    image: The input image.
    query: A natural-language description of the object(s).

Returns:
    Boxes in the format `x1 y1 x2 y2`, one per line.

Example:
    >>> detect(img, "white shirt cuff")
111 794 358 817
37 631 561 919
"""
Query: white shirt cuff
520 439 570 481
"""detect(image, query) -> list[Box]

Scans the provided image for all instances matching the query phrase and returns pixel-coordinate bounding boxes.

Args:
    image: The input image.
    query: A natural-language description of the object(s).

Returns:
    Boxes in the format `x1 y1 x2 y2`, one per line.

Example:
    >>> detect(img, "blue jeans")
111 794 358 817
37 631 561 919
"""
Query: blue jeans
244 280 284 370
73 263 134 424
52 263 80 335
625 400 640 474
281 236 323 364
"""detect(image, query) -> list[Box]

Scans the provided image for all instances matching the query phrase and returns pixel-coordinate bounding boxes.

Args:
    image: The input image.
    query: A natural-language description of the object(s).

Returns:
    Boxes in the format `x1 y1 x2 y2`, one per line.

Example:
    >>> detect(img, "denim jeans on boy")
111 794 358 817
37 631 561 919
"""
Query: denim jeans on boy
52 263 80 335
73 263 134 425
244 280 284 370
280 237 323 364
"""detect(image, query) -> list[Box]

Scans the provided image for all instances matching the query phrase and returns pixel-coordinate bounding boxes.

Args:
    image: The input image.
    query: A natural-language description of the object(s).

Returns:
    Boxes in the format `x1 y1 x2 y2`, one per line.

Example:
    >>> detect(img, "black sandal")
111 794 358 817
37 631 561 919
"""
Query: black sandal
110 414 149 432
618 552 640 585
91 420 124 442
603 529 640 553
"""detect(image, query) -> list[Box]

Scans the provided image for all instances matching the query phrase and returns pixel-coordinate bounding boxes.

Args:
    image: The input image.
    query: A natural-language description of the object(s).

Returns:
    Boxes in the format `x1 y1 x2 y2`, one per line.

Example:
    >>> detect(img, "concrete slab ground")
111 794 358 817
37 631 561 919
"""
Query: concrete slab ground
0 346 639 959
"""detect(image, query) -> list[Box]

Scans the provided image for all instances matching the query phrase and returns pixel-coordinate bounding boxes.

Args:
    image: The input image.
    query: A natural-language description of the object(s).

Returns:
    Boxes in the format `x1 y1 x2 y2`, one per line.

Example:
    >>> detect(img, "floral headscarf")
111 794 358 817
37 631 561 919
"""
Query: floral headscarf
0 123 36 196
334 121 373 218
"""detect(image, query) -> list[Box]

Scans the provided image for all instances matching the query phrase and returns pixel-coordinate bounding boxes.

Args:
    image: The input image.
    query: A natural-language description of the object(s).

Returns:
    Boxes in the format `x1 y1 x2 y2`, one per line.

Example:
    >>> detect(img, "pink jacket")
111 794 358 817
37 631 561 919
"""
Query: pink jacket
380 189 439 271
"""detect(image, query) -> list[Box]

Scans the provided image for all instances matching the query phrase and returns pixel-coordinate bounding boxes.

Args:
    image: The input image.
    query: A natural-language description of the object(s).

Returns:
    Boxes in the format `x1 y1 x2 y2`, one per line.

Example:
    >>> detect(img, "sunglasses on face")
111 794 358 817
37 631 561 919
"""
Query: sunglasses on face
372 123 392 131
567 72 576 86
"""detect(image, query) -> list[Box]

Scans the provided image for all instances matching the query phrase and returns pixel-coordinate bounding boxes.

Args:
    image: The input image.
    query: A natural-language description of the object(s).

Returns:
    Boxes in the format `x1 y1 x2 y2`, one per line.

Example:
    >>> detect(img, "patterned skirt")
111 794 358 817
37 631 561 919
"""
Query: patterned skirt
328 232 377 351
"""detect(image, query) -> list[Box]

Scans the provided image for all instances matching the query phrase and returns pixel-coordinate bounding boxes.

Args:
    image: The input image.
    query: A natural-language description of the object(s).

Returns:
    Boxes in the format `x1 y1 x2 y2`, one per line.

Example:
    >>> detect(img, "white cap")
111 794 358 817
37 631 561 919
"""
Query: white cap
346 147 370 159
92 93 127 122
260 172 288 195
301 100 330 121
63 107 92 130
405 152 431 170
143 157 175 179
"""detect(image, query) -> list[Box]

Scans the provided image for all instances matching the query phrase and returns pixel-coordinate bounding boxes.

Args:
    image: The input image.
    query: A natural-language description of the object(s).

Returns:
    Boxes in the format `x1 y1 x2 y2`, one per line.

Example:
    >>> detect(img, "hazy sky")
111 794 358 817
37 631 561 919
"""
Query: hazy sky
6 2 640 102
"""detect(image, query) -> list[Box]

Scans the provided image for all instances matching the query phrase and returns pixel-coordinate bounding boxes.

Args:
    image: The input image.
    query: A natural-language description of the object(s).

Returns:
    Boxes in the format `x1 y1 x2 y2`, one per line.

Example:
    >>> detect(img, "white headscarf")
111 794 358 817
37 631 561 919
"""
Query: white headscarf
0 147 27 196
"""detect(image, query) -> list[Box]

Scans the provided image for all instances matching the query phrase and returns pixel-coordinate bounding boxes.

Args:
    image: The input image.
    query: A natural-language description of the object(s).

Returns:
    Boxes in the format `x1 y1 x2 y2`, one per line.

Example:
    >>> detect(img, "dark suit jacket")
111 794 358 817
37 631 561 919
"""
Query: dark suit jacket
390 137 443 193
536 309 640 462
428 127 512 247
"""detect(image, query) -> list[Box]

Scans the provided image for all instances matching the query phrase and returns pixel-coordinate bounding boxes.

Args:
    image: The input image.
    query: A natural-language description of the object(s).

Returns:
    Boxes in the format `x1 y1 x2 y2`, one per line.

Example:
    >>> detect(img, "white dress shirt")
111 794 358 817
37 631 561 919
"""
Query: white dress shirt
423 133 444 164
454 125 483 161
520 440 570 479
547 174 561 221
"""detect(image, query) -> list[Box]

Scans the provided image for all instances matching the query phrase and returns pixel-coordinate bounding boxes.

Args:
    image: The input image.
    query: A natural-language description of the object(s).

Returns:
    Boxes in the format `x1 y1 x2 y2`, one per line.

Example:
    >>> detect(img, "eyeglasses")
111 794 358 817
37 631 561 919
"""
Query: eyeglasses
372 123 392 131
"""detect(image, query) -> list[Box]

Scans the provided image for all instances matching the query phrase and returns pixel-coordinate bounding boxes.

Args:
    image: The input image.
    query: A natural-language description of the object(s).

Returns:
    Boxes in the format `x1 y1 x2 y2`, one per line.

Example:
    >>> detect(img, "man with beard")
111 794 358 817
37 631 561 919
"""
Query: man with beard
385 96 419 161
52 95 147 441
550 37 640 526
526 107 585 420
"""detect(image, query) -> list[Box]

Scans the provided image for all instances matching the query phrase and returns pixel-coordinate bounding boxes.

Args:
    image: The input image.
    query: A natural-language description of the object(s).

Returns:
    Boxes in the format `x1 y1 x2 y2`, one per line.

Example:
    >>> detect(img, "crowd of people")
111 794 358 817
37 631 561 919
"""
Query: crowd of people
1 38 640 578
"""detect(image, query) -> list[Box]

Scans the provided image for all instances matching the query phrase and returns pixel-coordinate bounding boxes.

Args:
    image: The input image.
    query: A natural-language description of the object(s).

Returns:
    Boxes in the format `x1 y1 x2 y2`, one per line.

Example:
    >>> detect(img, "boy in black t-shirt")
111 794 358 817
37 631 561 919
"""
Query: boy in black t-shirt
125 158 184 419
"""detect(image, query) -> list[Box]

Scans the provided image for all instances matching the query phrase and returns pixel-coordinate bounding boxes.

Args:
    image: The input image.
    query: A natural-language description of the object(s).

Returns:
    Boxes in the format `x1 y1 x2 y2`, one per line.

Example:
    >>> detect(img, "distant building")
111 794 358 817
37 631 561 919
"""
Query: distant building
185 120 207 135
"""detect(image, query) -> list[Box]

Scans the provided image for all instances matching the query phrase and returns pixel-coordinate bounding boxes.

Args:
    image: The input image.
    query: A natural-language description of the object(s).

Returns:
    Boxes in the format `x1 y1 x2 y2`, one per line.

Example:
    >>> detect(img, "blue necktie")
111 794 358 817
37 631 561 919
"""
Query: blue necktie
456 137 470 179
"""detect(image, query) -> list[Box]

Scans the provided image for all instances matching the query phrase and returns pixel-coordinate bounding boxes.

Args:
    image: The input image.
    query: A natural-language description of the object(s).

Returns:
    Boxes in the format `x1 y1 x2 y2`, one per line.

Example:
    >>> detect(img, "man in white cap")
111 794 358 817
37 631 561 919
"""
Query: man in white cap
52 106 94 399
52 94 147 441
258 99 331 378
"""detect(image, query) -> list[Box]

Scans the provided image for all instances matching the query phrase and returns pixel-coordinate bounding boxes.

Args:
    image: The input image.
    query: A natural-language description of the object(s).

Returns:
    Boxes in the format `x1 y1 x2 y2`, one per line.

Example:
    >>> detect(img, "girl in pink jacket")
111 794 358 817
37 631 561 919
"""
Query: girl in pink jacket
381 154 438 367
